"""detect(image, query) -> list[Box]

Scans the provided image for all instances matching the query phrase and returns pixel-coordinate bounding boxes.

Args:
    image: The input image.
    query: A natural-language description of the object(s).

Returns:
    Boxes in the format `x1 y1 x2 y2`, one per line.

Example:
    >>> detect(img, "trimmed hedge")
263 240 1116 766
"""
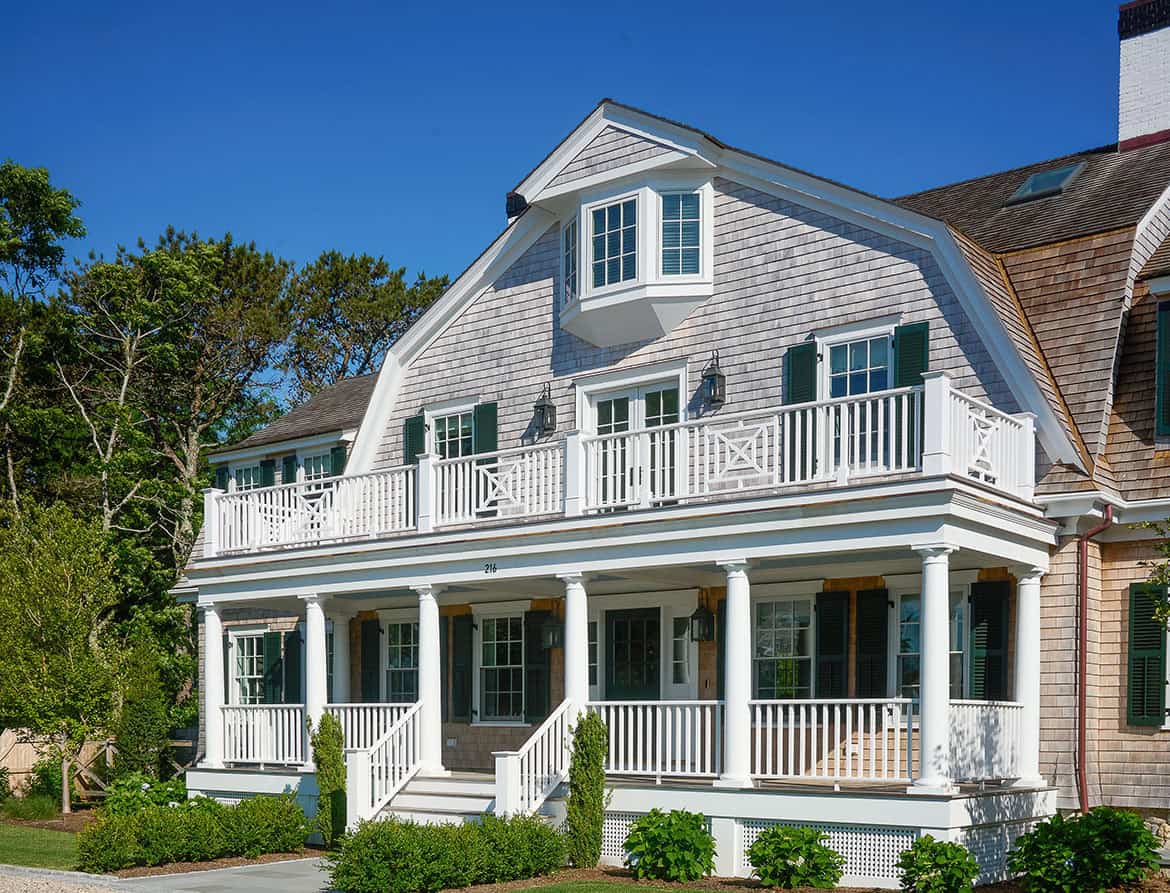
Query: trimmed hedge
327 814 565 893
77 794 310 872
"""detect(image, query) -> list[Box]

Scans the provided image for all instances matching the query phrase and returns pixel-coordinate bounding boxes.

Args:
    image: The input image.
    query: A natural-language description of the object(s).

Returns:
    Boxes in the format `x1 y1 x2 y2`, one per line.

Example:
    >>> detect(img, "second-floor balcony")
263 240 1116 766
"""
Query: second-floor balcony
202 372 1036 558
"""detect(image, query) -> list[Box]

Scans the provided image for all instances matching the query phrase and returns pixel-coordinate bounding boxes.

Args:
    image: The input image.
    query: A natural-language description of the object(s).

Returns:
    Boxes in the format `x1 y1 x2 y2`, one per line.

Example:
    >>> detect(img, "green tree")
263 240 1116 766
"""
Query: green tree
0 503 123 814
283 251 446 401
309 714 346 846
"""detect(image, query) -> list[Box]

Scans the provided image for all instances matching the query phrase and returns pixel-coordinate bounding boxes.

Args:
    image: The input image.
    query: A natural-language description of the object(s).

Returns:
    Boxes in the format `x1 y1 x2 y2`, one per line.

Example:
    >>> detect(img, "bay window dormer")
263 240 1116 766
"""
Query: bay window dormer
559 179 714 347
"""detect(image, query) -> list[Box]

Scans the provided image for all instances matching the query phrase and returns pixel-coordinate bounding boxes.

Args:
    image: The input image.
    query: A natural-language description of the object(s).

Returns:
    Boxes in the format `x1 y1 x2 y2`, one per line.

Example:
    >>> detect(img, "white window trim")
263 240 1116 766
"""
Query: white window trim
560 215 579 310
657 188 708 282
574 359 689 435
227 626 269 706
581 187 645 298
228 463 264 493
378 610 420 704
749 589 818 700
471 600 532 725
886 580 973 701
814 319 898 403
423 398 479 456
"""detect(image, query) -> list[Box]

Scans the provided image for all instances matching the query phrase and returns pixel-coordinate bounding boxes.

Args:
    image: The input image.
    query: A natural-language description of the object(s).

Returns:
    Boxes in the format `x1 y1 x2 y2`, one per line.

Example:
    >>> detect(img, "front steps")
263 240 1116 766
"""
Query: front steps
378 771 566 825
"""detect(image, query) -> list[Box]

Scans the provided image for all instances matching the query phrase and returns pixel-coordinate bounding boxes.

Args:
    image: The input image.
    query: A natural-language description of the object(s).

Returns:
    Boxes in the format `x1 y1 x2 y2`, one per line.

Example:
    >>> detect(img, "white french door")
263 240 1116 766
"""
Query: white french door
590 383 681 507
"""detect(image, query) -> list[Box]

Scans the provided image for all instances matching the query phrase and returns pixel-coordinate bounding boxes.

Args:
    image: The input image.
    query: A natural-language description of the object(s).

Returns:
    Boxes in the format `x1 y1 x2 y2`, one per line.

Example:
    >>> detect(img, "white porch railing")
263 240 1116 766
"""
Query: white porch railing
203 374 1036 557
948 699 1023 781
587 700 724 781
434 441 563 526
749 699 914 782
494 699 574 815
222 705 305 765
325 703 413 751
345 701 423 826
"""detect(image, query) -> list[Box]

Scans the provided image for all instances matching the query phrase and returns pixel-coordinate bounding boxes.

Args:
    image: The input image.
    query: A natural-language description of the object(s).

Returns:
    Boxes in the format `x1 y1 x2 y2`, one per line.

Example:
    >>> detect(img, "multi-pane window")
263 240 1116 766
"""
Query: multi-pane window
588 620 598 686
661 193 700 276
753 599 813 698
562 218 578 304
303 453 332 481
234 465 263 491
481 616 524 721
897 594 965 700
828 336 890 398
234 634 265 704
672 616 690 684
591 198 637 288
434 412 474 459
385 621 419 702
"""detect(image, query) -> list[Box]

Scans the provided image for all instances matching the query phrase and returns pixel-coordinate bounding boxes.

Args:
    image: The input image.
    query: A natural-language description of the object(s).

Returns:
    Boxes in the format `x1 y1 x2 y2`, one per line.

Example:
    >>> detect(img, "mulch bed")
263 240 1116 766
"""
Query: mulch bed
114 848 325 878
1 808 99 833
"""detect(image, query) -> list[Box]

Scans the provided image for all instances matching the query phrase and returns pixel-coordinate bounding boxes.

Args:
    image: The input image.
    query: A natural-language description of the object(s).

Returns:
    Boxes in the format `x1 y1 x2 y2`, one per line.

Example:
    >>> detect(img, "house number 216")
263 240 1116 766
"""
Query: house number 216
483 562 498 574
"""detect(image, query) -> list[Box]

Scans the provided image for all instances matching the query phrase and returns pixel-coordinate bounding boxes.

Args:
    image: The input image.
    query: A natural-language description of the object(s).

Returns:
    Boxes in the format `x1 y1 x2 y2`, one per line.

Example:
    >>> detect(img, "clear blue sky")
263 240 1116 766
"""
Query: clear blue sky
3 0 1122 281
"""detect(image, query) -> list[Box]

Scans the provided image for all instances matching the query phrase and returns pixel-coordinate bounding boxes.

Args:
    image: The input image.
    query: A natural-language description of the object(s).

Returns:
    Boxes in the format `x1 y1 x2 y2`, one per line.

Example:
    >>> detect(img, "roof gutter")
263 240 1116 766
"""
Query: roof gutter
1076 504 1113 813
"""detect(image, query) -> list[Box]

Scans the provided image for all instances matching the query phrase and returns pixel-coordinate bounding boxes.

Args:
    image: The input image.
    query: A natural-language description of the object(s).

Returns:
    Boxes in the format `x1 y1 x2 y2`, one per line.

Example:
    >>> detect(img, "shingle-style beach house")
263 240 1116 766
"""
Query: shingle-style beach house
176 3 1170 886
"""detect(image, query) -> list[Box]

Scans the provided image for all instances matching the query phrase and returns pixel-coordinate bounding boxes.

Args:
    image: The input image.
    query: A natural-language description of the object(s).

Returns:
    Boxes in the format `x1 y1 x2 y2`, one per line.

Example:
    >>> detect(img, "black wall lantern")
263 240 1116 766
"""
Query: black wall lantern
702 351 726 410
541 618 564 649
689 603 716 642
534 383 557 435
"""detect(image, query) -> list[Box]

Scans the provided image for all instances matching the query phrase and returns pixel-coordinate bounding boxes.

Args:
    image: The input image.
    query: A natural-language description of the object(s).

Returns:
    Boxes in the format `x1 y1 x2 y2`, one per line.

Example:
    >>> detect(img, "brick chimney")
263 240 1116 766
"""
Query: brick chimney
1119 0 1170 150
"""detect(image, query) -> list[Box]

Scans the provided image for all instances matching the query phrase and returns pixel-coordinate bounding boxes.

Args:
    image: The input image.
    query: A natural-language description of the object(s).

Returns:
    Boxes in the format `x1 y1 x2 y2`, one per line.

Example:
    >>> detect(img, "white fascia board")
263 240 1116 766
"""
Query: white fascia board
346 208 556 474
209 429 356 466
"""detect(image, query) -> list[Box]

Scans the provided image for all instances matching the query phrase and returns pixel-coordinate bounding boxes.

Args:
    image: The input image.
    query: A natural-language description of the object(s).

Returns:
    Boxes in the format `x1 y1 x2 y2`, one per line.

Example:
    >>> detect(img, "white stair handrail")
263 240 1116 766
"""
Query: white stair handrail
494 698 574 816
345 700 423 828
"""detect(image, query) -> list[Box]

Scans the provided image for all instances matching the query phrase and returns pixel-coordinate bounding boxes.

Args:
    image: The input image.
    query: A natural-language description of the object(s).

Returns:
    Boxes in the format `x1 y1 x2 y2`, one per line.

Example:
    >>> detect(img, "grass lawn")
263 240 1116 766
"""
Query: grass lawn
0 822 78 870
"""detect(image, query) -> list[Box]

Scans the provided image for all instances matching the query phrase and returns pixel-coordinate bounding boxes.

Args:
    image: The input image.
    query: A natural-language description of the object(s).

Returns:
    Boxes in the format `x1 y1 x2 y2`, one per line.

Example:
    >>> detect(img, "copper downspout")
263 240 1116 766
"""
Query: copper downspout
1076 504 1113 813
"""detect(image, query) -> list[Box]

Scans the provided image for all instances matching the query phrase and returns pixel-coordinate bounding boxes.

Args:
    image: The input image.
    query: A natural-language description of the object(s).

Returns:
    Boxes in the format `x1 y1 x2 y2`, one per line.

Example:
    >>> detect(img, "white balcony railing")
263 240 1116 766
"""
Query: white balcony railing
222 704 305 765
325 703 414 751
204 374 1036 556
587 700 724 781
750 698 914 782
948 699 1023 781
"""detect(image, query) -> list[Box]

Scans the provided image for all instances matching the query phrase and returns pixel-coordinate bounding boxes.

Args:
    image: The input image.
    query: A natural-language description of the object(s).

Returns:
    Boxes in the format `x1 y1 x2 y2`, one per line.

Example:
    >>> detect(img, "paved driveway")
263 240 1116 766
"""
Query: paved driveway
117 858 329 893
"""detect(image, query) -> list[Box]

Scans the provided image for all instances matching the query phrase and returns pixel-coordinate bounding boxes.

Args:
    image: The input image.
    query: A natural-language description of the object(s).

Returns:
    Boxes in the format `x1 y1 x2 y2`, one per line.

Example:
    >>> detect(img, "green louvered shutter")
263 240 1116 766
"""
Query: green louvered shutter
360 619 381 702
403 415 426 464
439 615 449 722
330 445 347 476
1128 584 1167 726
1156 304 1170 437
856 589 889 698
451 615 473 721
473 402 498 453
259 459 276 488
969 582 1009 700
215 466 230 490
716 598 727 700
893 322 930 388
262 631 283 704
222 633 230 702
816 592 849 698
283 630 302 704
784 342 817 405
524 610 551 723
281 455 297 486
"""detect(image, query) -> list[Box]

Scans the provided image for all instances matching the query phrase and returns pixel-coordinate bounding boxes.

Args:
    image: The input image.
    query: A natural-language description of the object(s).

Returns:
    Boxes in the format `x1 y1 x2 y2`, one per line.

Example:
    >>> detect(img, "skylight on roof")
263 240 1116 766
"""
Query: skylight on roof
1007 162 1085 204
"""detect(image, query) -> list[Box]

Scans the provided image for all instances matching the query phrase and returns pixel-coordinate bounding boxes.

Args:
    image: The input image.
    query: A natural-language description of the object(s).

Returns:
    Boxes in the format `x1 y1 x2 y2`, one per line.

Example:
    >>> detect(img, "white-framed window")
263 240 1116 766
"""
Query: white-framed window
828 335 891 399
326 622 335 704
234 464 263 491
433 411 474 460
661 192 701 276
302 453 332 482
232 632 266 704
671 616 690 684
562 217 578 305
895 592 966 700
385 621 419 703
753 597 814 698
480 615 525 722
590 196 637 289
588 620 598 687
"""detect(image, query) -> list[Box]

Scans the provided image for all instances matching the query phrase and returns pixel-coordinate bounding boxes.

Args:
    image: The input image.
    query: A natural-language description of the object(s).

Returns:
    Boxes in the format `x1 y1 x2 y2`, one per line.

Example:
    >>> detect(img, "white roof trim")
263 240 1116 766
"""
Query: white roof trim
210 429 357 466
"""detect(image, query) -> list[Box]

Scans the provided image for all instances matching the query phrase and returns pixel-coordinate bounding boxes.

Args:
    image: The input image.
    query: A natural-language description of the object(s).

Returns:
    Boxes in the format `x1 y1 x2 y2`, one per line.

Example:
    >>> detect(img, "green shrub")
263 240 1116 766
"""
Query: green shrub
27 755 66 805
310 713 346 847
0 766 11 801
565 710 607 868
0 793 58 820
115 644 172 779
76 794 310 872
897 835 980 893
1008 807 1159 892
746 825 844 889
327 815 565 893
103 772 187 815
624 808 715 882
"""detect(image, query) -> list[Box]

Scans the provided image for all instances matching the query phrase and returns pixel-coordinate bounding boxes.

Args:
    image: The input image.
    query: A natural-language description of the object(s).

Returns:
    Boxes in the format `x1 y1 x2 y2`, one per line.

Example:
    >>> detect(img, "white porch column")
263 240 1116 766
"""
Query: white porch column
331 612 352 704
715 559 753 789
202 602 224 769
914 545 956 792
416 584 447 776
303 594 329 768
560 573 589 709
1013 566 1045 787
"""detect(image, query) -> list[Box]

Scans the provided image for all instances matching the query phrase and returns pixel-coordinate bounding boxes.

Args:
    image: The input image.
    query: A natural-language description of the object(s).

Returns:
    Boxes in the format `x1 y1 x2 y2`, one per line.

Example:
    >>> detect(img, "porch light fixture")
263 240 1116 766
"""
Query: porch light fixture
701 351 726 410
689 604 715 642
534 384 557 435
541 618 564 650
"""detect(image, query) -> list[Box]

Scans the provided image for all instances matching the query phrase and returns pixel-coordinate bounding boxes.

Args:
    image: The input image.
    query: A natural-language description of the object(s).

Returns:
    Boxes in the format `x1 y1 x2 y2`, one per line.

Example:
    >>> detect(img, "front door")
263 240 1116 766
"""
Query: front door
606 607 661 700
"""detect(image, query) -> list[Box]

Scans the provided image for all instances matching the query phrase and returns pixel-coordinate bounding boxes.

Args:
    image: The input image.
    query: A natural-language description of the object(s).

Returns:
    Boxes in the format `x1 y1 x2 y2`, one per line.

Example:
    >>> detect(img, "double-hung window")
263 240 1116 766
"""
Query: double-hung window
480 616 524 721
753 598 813 698
591 198 637 289
896 593 965 700
588 620 598 687
828 335 890 398
234 464 263 491
661 192 700 276
303 453 332 482
385 621 419 702
671 616 690 684
562 218 578 305
234 633 265 704
434 412 474 460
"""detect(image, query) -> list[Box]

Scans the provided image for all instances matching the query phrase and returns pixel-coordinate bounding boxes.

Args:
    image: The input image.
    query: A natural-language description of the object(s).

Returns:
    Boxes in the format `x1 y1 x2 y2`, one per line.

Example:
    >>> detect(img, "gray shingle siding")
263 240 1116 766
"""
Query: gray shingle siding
374 177 1017 469
547 126 675 190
